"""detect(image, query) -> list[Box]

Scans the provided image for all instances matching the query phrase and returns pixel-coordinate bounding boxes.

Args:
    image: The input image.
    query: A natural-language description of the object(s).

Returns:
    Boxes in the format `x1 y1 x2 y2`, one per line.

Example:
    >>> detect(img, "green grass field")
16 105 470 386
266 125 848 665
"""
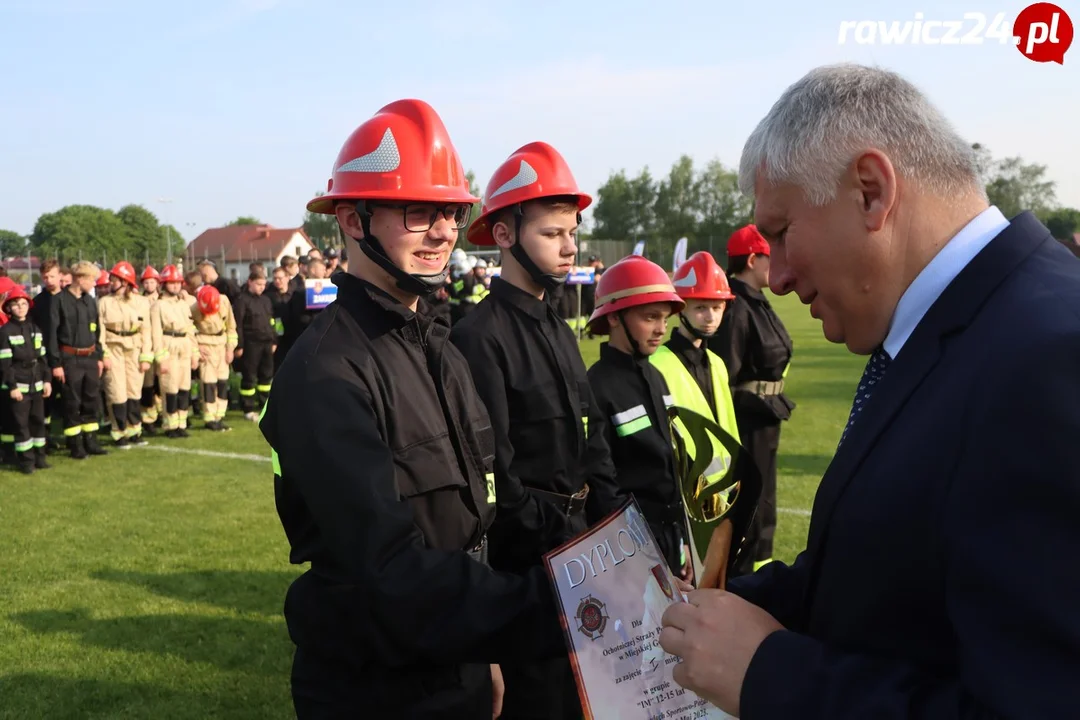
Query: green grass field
0 291 863 718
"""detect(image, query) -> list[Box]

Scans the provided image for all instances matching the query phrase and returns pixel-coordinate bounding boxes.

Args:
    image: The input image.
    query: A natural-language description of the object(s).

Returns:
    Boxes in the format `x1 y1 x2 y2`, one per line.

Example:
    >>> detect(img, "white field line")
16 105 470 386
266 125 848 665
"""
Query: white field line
135 444 818 517
135 443 271 463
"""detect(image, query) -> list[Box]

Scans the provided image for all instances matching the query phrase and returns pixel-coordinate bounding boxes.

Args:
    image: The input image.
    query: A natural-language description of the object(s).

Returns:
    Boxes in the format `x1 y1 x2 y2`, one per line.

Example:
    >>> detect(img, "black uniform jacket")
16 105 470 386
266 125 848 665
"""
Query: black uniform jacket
260 273 563 674
710 277 795 422
232 290 275 350
0 318 48 390
282 285 322 348
47 288 102 368
450 277 624 570
587 343 684 556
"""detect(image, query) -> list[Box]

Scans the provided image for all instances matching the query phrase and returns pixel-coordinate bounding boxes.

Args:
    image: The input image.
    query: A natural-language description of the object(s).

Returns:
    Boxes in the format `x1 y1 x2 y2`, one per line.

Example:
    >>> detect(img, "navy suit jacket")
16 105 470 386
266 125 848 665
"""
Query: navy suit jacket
731 212 1080 718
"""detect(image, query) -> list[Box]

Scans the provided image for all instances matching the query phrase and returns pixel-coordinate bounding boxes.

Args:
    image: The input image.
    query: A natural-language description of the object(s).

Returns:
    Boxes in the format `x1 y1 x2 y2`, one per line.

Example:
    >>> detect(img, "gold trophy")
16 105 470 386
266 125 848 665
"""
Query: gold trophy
668 406 761 590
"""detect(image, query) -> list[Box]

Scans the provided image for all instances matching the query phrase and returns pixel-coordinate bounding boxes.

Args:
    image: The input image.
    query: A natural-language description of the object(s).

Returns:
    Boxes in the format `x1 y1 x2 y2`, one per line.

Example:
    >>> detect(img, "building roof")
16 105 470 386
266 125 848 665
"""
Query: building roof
188 224 311 264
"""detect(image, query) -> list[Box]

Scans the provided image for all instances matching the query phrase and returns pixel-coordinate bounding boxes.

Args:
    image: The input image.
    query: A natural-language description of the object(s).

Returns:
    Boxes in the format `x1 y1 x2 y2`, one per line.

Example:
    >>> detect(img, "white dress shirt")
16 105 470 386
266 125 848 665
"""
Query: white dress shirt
883 206 1011 359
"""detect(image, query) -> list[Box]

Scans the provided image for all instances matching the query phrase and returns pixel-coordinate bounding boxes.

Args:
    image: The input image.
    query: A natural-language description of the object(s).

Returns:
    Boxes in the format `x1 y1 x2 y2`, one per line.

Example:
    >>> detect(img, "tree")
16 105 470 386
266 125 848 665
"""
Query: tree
1044 207 1080 241
696 160 753 249
972 144 1058 220
0 229 28 258
592 168 658 244
29 205 130 264
228 216 261 226
462 170 484 243
302 192 341 251
653 155 701 243
116 204 169 264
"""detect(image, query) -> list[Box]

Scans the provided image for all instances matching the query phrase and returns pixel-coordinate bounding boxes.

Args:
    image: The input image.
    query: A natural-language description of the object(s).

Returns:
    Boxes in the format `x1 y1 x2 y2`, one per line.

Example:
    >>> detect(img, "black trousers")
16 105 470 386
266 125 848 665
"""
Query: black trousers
733 414 781 575
11 391 46 452
61 355 101 433
291 647 492 719
497 511 586 720
237 342 274 412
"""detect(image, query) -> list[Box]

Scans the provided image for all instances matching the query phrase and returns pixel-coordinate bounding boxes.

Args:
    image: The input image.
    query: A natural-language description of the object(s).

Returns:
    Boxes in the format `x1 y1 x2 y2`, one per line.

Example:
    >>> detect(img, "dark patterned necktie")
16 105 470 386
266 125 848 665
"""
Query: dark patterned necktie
838 346 892 448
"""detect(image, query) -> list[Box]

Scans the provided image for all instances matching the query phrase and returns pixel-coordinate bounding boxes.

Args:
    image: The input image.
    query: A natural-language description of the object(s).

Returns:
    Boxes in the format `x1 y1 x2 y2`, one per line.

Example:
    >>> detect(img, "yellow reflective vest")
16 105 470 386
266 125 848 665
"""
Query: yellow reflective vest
650 343 740 489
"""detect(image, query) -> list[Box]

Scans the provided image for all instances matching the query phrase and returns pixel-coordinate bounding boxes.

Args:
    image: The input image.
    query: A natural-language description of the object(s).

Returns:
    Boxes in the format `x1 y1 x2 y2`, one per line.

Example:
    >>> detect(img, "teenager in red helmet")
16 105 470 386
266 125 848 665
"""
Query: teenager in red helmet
450 142 624 720
650 251 742 575
260 100 566 719
709 225 795 575
0 285 52 473
99 261 152 447
585 255 694 580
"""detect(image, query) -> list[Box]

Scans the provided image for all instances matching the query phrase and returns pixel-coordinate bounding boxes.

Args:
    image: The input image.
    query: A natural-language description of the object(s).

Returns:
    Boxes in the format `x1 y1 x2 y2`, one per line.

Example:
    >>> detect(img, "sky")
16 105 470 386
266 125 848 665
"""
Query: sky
0 0 1077 244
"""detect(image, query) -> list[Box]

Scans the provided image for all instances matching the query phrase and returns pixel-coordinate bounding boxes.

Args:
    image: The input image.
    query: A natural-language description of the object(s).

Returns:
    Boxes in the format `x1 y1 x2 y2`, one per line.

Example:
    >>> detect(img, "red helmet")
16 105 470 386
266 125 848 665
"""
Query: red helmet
727 225 770 257
96 269 110 287
672 251 735 301
196 284 220 316
2 284 32 312
306 99 478 215
467 142 591 246
160 265 183 284
587 256 685 335
142 265 160 282
0 277 16 298
110 260 137 287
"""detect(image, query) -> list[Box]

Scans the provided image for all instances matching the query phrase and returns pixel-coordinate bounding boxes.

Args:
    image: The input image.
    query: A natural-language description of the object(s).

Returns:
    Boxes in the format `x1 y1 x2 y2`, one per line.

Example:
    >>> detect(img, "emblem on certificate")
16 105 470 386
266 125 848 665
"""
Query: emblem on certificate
544 498 737 719
575 595 609 640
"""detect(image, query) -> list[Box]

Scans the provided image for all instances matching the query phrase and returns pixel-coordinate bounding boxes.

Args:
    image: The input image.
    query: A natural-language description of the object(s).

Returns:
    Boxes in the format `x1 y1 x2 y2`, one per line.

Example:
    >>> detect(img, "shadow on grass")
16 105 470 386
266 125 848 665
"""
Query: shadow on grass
9 608 291 677
777 453 833 478
90 569 298 616
0 673 290 720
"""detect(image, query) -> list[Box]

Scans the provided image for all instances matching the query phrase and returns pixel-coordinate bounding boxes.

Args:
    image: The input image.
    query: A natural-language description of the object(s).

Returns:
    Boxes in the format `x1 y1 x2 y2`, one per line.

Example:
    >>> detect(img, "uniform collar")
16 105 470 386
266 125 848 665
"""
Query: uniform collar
667 329 706 359
490 276 549 321
332 271 445 334
730 276 766 302
599 340 653 369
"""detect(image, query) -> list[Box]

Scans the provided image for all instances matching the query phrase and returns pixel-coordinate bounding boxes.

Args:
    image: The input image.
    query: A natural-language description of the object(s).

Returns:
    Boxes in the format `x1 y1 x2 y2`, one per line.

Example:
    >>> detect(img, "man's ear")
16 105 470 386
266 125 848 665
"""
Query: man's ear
492 220 514 250
334 204 365 240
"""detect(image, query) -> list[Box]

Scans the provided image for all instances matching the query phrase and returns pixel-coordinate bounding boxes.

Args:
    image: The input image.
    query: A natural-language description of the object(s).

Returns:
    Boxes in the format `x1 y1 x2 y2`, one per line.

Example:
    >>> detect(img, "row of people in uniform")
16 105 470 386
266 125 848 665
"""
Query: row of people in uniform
0 257 331 472
260 99 795 719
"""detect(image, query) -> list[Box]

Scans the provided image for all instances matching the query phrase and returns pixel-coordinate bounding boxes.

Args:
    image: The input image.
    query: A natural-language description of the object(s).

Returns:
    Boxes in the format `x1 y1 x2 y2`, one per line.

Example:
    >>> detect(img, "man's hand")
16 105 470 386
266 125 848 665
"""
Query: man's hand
43 382 52 399
10 389 23 402
191 356 200 371
225 349 234 364
52 367 64 383
102 358 111 372
97 360 104 377
139 361 150 373
235 348 243 358
491 664 504 719
660 589 784 717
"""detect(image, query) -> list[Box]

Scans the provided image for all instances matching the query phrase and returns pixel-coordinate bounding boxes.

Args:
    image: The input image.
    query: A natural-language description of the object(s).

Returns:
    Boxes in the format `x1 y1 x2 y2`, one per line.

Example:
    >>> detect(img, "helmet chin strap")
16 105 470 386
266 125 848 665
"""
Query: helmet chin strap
355 201 449 297
617 310 648 360
679 312 715 341
509 205 577 293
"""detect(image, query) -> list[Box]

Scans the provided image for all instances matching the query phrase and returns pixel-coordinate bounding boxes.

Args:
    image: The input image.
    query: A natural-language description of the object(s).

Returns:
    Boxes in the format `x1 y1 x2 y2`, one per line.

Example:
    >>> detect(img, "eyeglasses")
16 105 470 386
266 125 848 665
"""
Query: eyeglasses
373 203 473 233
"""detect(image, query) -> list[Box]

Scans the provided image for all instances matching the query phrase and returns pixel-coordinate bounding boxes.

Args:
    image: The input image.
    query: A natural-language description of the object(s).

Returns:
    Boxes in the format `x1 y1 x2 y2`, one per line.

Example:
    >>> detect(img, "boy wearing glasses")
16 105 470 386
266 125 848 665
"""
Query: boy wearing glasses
260 101 567 719
450 142 625 720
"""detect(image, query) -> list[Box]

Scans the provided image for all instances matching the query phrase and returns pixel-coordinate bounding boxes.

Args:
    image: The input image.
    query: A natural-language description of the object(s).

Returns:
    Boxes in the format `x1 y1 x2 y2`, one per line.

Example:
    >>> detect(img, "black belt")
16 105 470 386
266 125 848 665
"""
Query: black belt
638 499 686 525
107 329 139 336
163 330 187 337
529 485 589 516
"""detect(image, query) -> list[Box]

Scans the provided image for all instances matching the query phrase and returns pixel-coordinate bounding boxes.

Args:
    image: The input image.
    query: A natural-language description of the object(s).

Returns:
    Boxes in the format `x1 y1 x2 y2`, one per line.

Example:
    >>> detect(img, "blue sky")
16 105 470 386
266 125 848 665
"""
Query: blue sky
1 0 1076 242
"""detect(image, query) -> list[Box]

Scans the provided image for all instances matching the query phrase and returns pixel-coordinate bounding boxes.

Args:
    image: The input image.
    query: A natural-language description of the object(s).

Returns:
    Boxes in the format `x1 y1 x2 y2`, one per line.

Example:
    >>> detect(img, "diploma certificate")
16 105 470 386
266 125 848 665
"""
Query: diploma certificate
543 499 737 720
